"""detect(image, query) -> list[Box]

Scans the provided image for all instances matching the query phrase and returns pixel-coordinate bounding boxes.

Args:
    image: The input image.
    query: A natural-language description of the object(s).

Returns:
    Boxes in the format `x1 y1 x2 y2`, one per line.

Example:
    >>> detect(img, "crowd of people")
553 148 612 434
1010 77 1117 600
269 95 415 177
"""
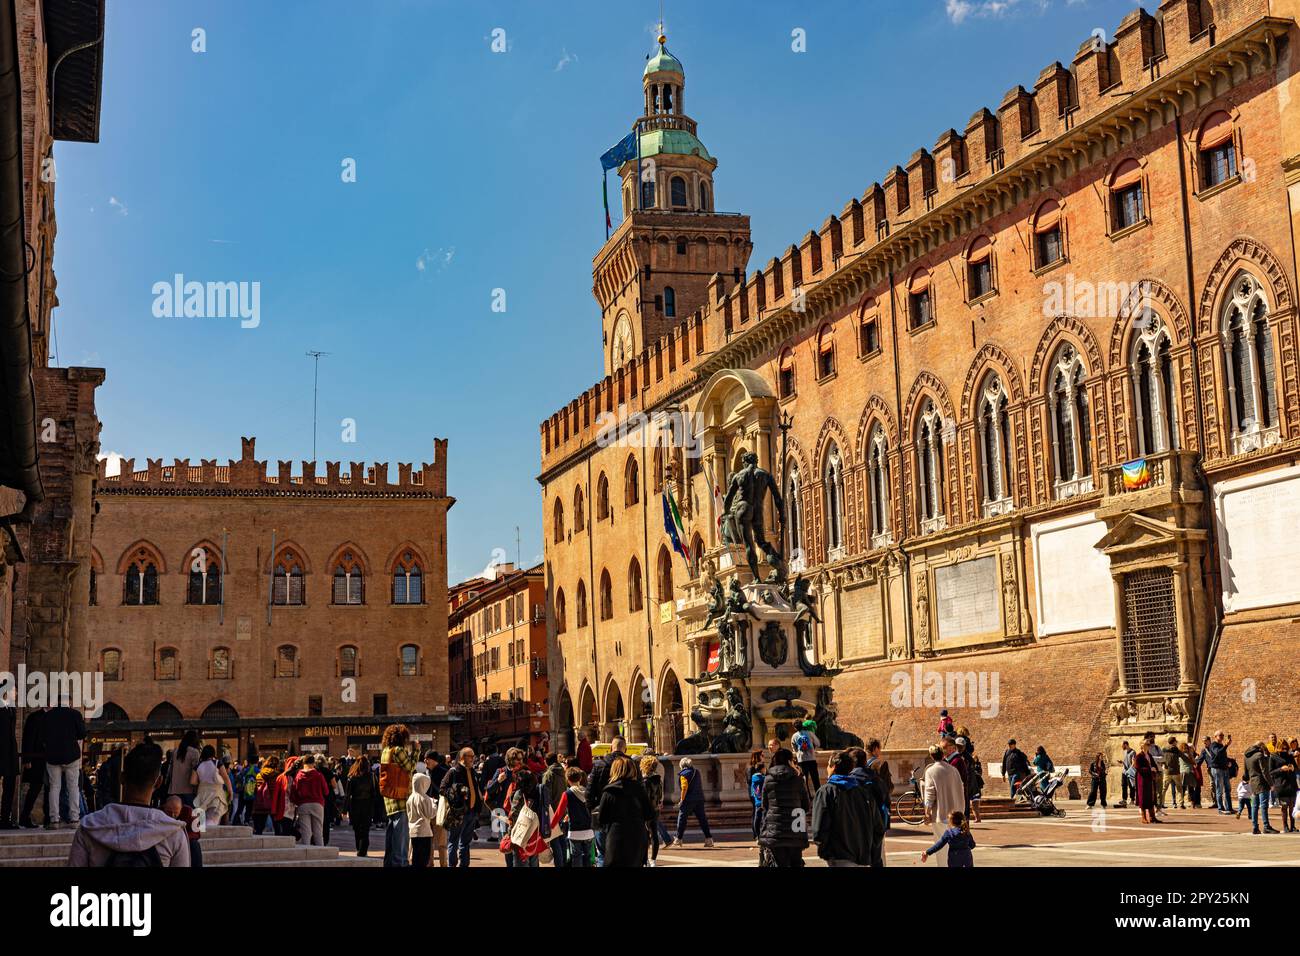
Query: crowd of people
7 700 1300 869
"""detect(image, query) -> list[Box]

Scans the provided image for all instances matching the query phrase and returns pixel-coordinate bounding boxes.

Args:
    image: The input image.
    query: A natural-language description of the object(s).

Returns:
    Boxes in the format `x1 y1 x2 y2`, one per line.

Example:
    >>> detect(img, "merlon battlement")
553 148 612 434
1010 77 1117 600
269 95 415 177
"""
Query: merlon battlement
97 436 449 497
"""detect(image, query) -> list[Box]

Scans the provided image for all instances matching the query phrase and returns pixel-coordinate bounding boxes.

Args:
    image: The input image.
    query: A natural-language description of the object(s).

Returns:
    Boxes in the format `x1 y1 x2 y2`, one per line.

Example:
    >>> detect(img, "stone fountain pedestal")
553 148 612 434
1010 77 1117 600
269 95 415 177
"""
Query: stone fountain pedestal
676 544 857 757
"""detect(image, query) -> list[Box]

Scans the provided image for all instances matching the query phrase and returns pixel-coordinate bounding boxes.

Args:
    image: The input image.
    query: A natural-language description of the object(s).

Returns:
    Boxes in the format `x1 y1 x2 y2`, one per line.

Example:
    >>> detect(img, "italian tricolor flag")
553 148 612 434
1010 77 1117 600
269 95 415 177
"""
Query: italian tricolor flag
663 488 690 565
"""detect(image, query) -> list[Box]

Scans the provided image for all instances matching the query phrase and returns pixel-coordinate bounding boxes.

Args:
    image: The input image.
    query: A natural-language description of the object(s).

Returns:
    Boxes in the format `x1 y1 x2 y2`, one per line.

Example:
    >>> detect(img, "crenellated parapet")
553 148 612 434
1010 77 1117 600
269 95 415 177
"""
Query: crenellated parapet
541 0 1285 470
540 312 710 469
96 436 449 498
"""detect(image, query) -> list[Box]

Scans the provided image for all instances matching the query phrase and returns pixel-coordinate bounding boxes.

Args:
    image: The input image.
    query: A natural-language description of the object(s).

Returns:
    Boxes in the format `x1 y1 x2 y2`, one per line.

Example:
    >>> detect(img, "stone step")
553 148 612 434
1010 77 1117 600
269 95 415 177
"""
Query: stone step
0 823 268 845
0 835 297 859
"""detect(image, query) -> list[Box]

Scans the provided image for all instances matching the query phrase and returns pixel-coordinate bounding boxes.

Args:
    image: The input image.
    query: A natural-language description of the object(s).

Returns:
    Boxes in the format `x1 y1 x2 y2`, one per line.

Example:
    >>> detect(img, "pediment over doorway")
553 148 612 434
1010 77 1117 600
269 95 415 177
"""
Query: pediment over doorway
1093 512 1206 562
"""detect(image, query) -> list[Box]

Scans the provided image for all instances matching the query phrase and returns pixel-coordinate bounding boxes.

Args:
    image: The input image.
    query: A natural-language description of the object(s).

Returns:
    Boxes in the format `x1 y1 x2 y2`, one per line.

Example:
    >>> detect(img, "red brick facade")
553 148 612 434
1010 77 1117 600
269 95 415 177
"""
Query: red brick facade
84 438 454 759
540 2 1300 769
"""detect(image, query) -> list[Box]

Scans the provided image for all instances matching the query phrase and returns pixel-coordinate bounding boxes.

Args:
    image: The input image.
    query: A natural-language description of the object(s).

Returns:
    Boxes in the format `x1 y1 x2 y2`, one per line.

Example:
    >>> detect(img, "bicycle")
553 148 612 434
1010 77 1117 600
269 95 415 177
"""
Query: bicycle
892 779 926 826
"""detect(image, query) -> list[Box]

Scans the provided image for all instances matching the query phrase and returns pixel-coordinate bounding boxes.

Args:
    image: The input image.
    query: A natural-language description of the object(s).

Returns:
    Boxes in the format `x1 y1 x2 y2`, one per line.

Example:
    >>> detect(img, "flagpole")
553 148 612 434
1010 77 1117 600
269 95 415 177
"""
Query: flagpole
603 169 610 241
220 527 228 626
267 528 275 626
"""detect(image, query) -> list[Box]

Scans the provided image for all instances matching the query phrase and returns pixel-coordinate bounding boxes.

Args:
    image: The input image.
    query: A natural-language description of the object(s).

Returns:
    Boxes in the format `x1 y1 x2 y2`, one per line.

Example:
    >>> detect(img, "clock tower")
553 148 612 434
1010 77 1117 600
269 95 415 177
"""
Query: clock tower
594 32 752 377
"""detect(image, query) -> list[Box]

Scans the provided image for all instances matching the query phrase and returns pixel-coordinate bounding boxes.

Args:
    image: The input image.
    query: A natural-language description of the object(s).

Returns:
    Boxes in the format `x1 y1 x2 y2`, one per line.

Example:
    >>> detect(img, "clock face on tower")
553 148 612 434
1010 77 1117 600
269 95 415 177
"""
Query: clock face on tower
611 313 633 369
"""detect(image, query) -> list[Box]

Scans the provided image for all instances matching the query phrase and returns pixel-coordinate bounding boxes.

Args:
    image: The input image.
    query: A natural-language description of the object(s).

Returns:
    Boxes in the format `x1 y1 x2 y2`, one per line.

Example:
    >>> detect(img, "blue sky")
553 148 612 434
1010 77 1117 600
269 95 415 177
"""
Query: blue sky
50 0 1142 584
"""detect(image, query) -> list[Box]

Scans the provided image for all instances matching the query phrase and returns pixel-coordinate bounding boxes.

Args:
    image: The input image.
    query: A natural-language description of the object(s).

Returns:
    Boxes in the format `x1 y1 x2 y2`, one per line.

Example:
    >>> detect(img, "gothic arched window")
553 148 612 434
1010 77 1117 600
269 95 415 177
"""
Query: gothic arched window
624 455 640 507
598 569 614 621
627 558 643 612
1131 316 1178 456
122 546 161 606
332 550 364 605
187 548 221 606
272 549 305 606
555 588 567 635
596 472 610 520
823 442 845 560
786 464 803 569
576 579 589 628
1049 345 1094 498
553 498 565 544
916 401 947 534
392 550 423 605
656 545 674 603
1222 272 1279 454
867 426 891 547
977 375 1014 517
573 486 585 533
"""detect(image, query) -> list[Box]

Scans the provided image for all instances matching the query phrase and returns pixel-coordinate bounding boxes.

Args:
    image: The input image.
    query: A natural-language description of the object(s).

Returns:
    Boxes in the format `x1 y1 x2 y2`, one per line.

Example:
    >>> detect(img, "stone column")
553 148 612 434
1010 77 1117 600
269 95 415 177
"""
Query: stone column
1172 561 1198 690
1112 573 1129 694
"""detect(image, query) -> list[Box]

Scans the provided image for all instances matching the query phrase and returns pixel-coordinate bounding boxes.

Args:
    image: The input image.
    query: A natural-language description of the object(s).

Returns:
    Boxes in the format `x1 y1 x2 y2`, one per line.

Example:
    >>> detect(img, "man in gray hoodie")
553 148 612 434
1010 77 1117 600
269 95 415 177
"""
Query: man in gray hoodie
68 742 190 867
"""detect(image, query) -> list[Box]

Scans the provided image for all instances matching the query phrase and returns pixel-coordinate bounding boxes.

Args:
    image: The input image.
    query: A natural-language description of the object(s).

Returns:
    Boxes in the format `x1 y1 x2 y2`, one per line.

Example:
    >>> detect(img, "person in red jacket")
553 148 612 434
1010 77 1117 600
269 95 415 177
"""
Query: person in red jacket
251 757 280 835
292 755 329 846
272 756 299 837
576 732 593 775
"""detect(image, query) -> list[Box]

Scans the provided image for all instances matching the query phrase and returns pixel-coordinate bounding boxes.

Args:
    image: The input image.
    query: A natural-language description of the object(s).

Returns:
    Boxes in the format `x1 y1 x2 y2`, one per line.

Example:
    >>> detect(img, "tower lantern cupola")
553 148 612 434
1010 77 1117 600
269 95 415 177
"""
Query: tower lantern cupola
643 33 685 116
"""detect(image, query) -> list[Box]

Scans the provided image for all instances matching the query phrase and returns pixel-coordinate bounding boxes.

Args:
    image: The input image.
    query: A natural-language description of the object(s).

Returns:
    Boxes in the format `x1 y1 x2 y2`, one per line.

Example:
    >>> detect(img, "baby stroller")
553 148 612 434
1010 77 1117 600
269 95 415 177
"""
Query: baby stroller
1013 768 1069 816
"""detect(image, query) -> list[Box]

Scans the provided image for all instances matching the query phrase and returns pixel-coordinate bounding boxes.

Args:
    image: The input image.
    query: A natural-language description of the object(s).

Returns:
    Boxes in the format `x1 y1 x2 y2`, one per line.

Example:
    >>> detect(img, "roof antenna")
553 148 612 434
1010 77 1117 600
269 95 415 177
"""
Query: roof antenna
306 350 331 461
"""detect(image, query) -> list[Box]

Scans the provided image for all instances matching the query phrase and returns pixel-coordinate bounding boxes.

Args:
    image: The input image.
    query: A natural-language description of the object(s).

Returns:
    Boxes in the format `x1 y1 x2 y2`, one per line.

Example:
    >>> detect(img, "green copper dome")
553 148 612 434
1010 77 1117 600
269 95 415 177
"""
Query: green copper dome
638 128 712 163
644 39 683 77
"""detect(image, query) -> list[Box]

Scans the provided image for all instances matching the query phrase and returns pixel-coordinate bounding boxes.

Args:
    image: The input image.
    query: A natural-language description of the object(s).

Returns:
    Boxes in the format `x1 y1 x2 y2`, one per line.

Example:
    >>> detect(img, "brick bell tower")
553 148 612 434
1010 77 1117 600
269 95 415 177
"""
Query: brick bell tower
593 30 752 377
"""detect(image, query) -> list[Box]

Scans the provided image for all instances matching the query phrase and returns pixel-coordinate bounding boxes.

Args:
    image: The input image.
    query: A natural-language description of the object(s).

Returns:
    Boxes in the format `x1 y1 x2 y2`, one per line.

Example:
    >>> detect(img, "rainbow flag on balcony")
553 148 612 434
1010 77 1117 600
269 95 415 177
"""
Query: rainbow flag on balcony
1121 458 1151 491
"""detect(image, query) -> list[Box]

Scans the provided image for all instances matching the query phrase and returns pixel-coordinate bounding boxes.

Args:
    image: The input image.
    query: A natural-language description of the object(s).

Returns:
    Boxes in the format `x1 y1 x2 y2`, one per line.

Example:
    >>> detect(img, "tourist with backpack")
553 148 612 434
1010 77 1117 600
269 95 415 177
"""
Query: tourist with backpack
239 761 258 825
379 724 416 867
791 720 821 798
251 756 279 834
812 750 879 868
549 767 594 866
68 742 190 867
848 747 889 866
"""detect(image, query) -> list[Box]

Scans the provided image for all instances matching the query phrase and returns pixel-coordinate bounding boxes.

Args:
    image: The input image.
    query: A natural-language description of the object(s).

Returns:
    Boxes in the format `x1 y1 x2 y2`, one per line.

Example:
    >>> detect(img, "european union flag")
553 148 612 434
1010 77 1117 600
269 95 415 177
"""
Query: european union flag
600 131 638 171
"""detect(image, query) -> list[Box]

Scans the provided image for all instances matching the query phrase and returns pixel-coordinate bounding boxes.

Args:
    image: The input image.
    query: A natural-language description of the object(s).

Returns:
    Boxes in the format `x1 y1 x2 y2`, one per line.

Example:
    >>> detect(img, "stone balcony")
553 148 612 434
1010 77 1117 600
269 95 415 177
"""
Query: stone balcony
1097 449 1203 520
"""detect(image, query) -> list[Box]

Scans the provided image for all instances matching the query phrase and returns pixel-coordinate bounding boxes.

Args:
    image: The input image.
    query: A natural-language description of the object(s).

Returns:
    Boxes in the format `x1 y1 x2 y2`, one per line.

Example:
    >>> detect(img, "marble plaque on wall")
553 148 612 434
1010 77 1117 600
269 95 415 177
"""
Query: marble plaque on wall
839 582 883 660
935 555 999 640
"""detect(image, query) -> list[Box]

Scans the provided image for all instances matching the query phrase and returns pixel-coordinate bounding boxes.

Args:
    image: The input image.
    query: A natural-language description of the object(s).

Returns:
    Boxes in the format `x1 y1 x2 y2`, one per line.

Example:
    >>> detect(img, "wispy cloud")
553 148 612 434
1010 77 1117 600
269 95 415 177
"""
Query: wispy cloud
416 246 456 273
947 0 1080 25
555 48 578 72
108 196 128 216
